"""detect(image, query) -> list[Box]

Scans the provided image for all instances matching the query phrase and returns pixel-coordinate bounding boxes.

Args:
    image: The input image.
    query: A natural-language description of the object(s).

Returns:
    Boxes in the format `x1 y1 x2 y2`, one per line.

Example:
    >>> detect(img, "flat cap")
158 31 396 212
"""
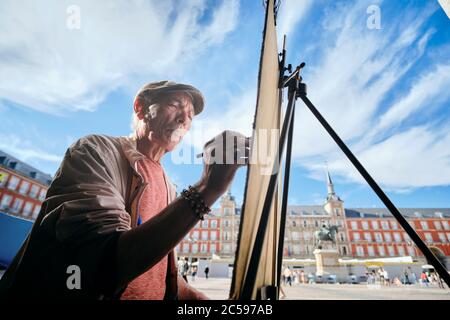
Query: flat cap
135 80 205 115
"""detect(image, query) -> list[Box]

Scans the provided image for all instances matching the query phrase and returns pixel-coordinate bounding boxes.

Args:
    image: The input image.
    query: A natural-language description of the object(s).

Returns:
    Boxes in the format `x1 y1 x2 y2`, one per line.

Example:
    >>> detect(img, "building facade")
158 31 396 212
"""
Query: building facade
0 150 52 220
177 171 450 269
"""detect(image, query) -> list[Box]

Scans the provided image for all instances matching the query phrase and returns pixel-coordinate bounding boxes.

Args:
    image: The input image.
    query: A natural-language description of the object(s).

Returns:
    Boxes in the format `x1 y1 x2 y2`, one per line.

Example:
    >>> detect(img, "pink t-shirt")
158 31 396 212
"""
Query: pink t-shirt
120 157 168 300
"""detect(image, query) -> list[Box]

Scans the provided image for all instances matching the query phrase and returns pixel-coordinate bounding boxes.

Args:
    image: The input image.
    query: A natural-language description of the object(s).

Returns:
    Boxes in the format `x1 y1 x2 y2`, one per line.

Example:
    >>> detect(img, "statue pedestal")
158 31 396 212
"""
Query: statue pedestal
313 249 347 283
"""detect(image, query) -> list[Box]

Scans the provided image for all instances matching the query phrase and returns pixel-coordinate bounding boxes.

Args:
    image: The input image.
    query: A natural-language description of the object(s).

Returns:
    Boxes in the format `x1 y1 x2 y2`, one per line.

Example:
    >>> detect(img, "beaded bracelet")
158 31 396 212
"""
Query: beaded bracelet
180 185 211 220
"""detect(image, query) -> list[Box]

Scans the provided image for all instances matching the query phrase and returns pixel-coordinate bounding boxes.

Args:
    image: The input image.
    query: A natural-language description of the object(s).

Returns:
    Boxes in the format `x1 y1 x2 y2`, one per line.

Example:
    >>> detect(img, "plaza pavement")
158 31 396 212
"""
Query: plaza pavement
188 276 450 300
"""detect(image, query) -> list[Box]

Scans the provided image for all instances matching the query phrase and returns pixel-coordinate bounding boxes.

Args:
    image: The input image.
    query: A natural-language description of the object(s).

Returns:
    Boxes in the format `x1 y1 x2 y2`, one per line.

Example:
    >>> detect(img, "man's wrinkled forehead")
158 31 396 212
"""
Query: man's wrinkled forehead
160 92 195 112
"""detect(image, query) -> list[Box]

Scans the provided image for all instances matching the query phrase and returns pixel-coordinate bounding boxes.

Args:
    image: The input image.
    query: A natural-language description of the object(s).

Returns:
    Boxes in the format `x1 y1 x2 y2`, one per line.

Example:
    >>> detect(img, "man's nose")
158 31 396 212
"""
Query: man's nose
176 112 190 125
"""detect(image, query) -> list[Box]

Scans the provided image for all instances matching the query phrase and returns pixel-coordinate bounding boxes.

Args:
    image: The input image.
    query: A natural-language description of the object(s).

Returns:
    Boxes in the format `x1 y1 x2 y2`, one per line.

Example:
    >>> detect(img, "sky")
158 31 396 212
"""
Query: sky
1 0 449 209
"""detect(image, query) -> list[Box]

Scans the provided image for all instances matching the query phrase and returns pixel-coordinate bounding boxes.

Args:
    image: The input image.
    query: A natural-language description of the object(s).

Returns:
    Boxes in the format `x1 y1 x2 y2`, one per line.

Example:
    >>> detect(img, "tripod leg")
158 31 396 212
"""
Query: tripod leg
298 93 450 288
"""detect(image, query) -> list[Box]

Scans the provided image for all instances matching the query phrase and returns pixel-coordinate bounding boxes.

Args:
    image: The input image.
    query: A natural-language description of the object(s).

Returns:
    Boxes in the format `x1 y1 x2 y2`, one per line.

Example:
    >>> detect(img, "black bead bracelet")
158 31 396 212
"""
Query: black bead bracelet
180 185 211 220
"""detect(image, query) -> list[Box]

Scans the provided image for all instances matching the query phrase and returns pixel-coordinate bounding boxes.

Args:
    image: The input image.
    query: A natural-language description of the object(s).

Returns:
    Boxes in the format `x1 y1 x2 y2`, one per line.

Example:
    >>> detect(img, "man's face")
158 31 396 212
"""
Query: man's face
144 92 194 152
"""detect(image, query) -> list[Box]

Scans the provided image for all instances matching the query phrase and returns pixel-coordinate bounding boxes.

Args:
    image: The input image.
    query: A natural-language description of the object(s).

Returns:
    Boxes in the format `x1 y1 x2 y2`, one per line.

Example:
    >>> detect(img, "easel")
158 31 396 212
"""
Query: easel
239 17 450 299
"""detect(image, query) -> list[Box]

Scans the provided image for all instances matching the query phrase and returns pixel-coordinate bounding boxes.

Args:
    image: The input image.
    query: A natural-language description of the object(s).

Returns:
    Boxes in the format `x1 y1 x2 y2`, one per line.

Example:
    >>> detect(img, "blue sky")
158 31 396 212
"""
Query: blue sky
1 0 449 209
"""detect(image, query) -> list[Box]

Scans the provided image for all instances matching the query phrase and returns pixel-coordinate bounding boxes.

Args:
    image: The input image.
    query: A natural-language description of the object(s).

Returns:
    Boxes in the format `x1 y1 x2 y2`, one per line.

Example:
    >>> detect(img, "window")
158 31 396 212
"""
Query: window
438 233 446 243
342 246 347 255
223 231 231 241
211 220 217 228
367 246 375 256
32 205 41 219
224 208 232 215
38 189 46 201
223 244 231 253
371 221 379 230
224 220 231 228
293 245 301 255
210 245 216 254
374 232 383 243
434 221 442 230
407 246 415 256
442 221 449 230
353 232 360 241
397 246 405 256
7 176 20 191
381 221 389 230
393 232 401 242
391 221 398 230
339 233 345 241
292 231 300 240
447 233 450 242
303 231 311 241
201 244 207 253
192 231 199 240
29 185 39 198
210 231 217 241
303 220 307 228
192 244 198 253
364 232 371 241
335 208 340 216
0 172 9 187
351 221 358 230
356 246 364 257
19 181 30 195
384 233 392 242
315 221 319 228
424 233 433 242
183 244 189 253
201 231 208 241
12 198 23 213
1 194 13 208
202 220 208 228
403 232 410 241
362 221 369 230
22 202 33 216
387 246 395 256
420 221 429 230
378 246 385 256
292 220 296 227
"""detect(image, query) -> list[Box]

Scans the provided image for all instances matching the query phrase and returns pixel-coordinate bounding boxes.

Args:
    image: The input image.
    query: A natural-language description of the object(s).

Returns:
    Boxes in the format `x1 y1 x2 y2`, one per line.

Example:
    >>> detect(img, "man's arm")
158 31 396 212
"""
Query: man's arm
177 275 209 300
116 182 220 289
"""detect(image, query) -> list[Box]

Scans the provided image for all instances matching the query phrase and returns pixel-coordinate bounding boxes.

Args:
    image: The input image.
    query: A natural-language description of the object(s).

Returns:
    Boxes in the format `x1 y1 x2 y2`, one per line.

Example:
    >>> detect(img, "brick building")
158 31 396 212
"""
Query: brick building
0 150 52 220
177 171 450 269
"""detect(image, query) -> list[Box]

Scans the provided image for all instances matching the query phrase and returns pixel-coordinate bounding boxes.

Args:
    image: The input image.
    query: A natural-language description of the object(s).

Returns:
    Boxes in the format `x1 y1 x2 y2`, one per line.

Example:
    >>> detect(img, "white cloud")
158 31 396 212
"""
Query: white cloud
321 126 450 189
0 133 62 163
0 0 239 115
276 0 312 45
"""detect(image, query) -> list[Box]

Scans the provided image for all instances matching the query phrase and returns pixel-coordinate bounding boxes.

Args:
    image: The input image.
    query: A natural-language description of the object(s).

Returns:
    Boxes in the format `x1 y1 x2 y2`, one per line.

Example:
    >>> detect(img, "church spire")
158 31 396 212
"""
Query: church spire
327 169 335 197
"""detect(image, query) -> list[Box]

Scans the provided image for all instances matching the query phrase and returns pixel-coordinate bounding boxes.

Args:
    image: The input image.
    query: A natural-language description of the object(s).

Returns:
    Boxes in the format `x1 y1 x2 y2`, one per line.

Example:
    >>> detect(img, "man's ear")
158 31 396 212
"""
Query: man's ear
134 98 145 120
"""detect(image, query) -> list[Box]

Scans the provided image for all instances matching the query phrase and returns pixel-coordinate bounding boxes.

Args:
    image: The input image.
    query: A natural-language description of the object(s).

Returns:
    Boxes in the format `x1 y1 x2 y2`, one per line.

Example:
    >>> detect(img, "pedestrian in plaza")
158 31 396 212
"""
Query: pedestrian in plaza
283 267 292 286
420 271 429 287
182 257 190 283
403 269 410 285
204 266 210 279
300 270 306 284
382 269 390 286
191 265 197 282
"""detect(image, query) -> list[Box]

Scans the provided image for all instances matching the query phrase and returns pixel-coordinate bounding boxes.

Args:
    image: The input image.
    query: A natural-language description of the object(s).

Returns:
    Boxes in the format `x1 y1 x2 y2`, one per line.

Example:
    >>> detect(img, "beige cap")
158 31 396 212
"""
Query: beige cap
135 80 205 115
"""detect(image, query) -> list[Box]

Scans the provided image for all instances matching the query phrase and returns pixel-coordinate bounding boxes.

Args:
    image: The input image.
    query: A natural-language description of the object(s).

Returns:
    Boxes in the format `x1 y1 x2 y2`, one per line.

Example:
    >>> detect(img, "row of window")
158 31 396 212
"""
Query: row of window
195 219 219 229
1 173 47 201
178 243 218 254
289 219 345 228
355 245 415 257
287 231 346 242
352 231 450 243
0 194 41 218
286 244 348 256
187 230 220 241
349 220 450 231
